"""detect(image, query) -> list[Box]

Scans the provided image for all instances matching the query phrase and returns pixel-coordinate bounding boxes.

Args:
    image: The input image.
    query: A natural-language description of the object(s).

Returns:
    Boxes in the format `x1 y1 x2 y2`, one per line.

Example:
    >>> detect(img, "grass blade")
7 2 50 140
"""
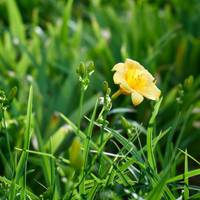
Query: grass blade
147 97 163 171
80 99 98 194
60 0 73 44
9 86 33 199
6 0 25 43
0 176 39 200
184 149 189 199
167 169 200 183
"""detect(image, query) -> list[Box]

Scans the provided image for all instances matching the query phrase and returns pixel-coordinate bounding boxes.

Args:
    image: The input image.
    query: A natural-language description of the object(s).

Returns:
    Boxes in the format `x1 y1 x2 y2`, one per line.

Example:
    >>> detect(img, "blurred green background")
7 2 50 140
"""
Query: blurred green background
0 0 200 192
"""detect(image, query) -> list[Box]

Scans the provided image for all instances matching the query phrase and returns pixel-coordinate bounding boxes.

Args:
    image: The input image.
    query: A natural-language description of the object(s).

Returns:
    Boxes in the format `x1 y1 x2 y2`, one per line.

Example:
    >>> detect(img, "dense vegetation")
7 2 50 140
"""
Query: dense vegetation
0 0 200 199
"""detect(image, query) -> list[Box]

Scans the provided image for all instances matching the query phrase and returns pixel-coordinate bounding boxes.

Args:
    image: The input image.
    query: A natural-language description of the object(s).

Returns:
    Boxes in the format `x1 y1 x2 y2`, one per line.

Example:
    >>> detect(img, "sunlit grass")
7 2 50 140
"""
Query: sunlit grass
0 0 200 199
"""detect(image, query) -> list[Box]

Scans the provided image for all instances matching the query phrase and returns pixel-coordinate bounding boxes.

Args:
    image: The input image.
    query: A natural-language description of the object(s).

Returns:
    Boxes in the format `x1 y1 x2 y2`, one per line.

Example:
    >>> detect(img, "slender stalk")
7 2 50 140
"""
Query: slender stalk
111 90 121 99
79 99 98 195
72 87 85 198
1 109 14 175
9 86 33 200
78 88 84 132
98 116 107 176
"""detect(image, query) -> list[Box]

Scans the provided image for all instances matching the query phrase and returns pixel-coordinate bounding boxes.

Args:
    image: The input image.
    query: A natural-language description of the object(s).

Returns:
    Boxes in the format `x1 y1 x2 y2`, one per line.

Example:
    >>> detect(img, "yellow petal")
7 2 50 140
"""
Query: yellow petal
113 68 133 94
112 63 125 73
131 91 144 106
138 83 161 100
119 81 133 94
125 58 143 70
125 58 154 82
113 72 125 84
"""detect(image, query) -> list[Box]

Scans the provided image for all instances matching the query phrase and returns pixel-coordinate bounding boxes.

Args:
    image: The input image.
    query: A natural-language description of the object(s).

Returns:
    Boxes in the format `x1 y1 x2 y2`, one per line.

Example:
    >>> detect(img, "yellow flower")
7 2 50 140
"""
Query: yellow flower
112 58 161 106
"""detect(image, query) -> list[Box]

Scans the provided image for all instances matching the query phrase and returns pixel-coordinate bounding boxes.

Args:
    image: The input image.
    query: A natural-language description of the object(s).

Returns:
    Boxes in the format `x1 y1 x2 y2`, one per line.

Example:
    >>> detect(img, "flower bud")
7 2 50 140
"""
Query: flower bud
69 137 83 171
79 62 86 78
184 75 194 90
87 61 95 75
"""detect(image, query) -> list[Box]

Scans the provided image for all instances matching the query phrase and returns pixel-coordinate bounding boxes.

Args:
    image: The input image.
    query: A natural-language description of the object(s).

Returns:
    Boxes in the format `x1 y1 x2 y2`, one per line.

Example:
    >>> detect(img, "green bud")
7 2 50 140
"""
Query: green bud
77 61 95 92
103 81 109 95
103 81 111 96
184 75 194 90
87 61 95 75
107 88 111 95
69 137 83 171
76 62 86 79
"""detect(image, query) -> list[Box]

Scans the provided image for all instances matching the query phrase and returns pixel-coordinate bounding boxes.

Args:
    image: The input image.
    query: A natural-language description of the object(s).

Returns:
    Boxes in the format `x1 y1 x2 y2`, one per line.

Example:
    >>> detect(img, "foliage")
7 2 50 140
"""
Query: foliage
0 0 200 199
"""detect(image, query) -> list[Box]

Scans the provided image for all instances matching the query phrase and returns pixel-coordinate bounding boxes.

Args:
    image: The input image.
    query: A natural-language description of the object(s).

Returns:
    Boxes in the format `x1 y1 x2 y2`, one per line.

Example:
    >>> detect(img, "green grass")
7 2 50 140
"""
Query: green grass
0 0 200 199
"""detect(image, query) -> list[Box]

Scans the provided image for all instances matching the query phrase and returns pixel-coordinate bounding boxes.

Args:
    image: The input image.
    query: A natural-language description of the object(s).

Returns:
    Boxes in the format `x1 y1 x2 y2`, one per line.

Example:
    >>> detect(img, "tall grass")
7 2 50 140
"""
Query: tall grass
0 0 200 199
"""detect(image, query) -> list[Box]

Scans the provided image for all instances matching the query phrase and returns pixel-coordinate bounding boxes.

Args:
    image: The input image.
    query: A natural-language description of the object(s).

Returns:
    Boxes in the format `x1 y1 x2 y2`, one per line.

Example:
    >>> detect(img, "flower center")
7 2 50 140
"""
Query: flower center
125 69 146 90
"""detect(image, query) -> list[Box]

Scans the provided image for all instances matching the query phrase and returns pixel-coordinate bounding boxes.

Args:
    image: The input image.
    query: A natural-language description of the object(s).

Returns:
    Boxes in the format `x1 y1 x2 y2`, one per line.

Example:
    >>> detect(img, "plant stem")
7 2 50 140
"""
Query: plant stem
78 88 84 132
98 115 107 176
2 109 14 175
79 99 98 196
77 87 85 195
111 90 121 99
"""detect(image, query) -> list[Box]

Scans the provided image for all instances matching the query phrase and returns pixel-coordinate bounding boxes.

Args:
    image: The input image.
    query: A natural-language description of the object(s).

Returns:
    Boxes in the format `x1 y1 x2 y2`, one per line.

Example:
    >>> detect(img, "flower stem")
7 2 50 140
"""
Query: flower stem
2 109 14 175
78 87 85 195
98 116 107 176
111 90 121 99
78 88 84 131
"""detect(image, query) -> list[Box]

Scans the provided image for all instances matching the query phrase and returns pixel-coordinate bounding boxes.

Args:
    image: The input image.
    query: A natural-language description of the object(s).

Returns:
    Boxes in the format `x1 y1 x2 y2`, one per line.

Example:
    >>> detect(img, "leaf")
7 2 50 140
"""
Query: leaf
9 86 33 199
184 149 189 199
45 125 72 154
80 99 98 194
6 0 25 43
147 97 163 170
0 176 39 200
167 169 200 183
60 0 74 44
146 173 168 200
